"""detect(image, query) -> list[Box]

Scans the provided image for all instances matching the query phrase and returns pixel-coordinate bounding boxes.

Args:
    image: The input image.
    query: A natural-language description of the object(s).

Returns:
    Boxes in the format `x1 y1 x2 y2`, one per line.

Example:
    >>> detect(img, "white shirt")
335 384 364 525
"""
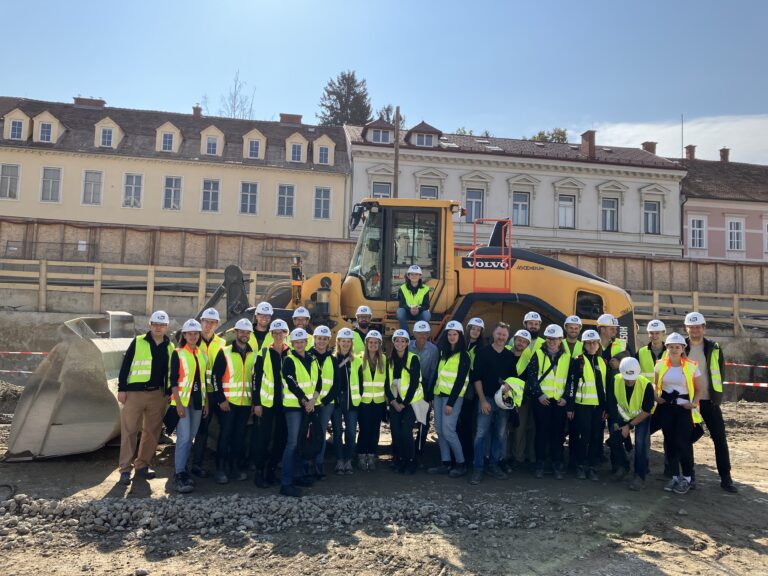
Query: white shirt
655 363 701 400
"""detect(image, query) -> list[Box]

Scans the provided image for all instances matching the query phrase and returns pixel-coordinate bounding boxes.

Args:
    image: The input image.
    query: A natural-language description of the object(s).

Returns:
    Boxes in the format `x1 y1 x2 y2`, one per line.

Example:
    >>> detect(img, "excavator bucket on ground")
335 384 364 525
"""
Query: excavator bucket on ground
4 312 134 461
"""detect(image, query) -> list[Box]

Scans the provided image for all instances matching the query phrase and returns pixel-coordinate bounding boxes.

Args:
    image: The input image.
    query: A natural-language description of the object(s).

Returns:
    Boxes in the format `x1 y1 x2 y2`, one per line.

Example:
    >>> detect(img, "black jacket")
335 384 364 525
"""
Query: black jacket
685 337 725 405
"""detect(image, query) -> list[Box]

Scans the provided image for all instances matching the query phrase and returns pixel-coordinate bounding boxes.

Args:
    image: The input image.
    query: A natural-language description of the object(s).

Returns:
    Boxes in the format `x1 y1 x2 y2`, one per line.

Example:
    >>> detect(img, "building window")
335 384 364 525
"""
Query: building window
420 185 438 200
291 143 302 162
39 122 52 143
465 188 484 222
123 174 143 208
372 181 391 198
10 120 23 140
202 179 220 212
240 182 258 214
601 198 618 232
512 192 530 226
278 184 295 217
727 218 745 251
248 139 260 159
82 171 102 205
162 133 174 152
0 164 20 199
372 129 390 143
643 200 661 234
206 136 217 155
41 167 61 202
689 217 705 249
163 177 182 210
100 128 113 147
318 146 329 165
415 133 434 147
314 187 331 219
558 194 576 228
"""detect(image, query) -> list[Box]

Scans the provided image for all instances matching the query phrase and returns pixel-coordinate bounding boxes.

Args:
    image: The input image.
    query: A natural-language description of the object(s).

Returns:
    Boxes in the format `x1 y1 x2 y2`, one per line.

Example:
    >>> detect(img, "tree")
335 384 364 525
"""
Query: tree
317 70 372 126
529 128 568 143
376 104 406 128
455 127 474 135
219 70 256 119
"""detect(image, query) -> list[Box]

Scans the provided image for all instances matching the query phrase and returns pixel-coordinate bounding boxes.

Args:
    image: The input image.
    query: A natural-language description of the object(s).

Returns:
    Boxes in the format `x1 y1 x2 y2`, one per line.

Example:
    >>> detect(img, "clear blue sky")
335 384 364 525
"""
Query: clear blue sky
4 0 767 156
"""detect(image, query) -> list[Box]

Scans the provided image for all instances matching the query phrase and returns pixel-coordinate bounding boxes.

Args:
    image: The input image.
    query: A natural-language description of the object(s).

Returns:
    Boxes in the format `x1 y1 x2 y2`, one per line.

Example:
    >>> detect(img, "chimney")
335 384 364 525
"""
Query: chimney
192 104 202 119
720 147 730 162
580 130 596 159
641 141 657 154
685 144 696 161
73 96 106 108
279 113 303 125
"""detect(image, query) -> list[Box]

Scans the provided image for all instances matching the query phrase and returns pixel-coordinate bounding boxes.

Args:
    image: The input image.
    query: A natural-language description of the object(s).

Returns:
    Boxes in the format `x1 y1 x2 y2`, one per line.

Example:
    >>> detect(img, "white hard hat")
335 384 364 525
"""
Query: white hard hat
356 305 372 316
255 302 274 316
646 319 666 333
445 320 464 333
494 388 514 411
580 329 600 342
413 321 431 333
290 328 309 341
467 317 485 329
234 318 254 332
684 312 706 326
543 324 564 339
182 319 202 333
665 332 687 346
407 264 423 275
619 357 641 380
392 329 410 341
596 313 616 327
269 319 289 332
313 325 332 338
336 327 354 340
292 306 310 319
149 310 170 325
513 329 532 342
523 311 541 323
201 308 220 322
564 315 582 326
365 330 383 341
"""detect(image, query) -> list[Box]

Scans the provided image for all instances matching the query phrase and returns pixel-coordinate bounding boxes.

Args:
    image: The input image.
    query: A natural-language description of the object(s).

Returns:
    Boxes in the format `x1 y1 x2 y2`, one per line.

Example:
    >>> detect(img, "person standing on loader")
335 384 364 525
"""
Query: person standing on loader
396 265 431 332
117 310 174 485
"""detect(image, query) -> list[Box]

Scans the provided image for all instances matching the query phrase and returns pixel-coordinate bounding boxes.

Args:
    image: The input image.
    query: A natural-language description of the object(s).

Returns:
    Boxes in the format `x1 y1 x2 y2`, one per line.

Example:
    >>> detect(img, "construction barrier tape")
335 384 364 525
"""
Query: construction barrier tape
724 381 768 388
0 369 34 374
0 351 48 356
725 362 768 369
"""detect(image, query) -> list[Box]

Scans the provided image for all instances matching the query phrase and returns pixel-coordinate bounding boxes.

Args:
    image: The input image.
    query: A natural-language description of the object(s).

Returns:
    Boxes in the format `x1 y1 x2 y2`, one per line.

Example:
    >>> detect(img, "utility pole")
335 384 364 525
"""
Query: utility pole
393 106 400 198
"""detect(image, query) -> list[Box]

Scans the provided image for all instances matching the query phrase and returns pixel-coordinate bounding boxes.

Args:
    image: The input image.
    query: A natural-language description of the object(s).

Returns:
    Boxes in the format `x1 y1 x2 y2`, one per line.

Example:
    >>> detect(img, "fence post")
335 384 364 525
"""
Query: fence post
692 291 700 312
733 294 741 336
145 265 155 316
93 263 102 313
198 268 207 310
652 290 659 318
38 259 47 312
249 271 257 305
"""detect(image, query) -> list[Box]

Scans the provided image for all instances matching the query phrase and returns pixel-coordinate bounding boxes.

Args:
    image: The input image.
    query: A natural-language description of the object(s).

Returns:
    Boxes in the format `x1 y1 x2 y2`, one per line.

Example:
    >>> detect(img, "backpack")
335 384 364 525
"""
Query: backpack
298 410 324 460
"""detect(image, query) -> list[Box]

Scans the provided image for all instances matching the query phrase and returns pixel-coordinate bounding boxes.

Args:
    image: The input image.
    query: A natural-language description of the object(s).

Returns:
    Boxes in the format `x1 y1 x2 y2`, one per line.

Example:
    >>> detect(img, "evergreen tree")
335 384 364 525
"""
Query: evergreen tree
318 70 372 126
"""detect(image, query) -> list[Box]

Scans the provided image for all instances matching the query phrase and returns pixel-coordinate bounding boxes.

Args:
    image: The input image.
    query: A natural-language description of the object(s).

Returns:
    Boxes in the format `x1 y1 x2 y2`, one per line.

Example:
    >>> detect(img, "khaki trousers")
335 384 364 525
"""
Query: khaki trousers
511 399 536 463
118 389 168 472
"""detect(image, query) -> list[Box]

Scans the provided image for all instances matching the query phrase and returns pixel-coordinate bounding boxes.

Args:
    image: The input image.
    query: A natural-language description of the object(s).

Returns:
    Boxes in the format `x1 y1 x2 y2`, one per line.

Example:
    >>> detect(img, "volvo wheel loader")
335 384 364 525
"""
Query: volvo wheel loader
5 197 635 460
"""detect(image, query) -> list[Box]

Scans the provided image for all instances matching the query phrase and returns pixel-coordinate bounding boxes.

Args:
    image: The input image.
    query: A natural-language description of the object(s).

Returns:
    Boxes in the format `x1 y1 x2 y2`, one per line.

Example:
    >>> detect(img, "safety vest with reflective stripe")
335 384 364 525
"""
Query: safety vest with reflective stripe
613 375 652 422
171 346 207 408
511 337 545 372
127 336 173 385
361 355 387 404
221 345 255 406
345 355 363 408
258 346 288 408
201 334 226 393
536 349 571 401
467 342 480 369
434 352 469 398
709 345 723 393
314 352 336 406
564 340 583 359
575 355 607 406
399 284 430 308
388 351 424 403
656 358 703 424
604 338 627 358
248 331 273 354
281 353 319 408
638 345 666 380
502 377 526 408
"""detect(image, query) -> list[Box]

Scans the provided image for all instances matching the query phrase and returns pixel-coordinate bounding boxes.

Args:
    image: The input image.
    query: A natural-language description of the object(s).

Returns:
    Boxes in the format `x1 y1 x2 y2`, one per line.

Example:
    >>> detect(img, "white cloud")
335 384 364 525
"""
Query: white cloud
575 115 768 164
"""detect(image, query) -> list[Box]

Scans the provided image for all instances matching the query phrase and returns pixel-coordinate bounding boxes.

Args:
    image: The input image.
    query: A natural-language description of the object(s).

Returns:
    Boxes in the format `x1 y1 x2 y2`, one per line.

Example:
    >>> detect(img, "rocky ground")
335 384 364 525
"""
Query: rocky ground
0 381 766 575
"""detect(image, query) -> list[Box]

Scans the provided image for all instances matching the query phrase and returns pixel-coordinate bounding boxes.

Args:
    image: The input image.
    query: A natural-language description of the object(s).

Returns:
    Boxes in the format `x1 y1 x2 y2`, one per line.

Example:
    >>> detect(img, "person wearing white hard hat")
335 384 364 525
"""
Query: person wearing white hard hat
529 324 576 480
607 357 655 490
169 319 209 493
249 301 275 353
331 327 362 475
279 328 322 497
519 311 545 350
597 313 631 372
428 321 471 477
250 318 291 488
396 264 432 332
410 319 439 461
563 316 583 358
357 330 388 471
291 307 314 348
116 310 174 486
387 329 424 474
567 330 608 481
208 318 256 484
456 317 486 464
637 319 667 381
683 312 736 493
503 328 537 473
309 325 338 479
654 332 703 495
352 305 373 355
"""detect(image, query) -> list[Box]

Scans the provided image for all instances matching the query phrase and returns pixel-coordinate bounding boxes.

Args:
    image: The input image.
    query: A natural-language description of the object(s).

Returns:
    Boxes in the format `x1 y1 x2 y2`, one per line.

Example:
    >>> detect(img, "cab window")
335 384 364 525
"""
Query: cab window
347 209 383 298
576 291 603 320
390 210 439 298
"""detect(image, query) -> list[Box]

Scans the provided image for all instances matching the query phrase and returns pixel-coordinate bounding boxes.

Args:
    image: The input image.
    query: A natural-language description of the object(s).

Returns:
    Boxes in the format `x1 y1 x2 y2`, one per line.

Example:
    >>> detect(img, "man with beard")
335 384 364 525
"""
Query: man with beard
352 305 373 354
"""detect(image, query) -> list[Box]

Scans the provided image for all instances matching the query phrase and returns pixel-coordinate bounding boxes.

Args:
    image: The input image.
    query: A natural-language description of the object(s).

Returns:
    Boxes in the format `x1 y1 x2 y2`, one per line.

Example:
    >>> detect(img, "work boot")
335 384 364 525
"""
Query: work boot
628 476 646 491
587 468 600 482
427 463 452 475
721 476 738 493
119 471 131 485
190 465 209 479
448 464 468 478
576 466 587 480
214 470 229 484
489 464 509 480
280 485 302 498
469 469 483 485
134 467 156 480
334 461 345 475
175 473 194 494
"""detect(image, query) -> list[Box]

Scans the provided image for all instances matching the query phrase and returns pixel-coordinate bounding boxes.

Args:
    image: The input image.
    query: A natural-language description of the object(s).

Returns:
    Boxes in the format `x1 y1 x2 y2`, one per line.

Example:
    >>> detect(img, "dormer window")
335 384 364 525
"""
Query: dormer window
291 143 302 162
415 133 434 147
318 146 329 165
249 139 260 159
372 129 390 143
100 128 113 148
162 132 174 152
206 136 218 155
39 123 52 143
10 120 23 140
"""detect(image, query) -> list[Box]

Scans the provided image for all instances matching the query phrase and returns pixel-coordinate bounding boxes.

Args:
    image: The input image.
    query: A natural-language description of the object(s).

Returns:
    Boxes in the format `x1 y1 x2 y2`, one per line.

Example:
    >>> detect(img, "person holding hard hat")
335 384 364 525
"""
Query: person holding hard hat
607 357 655 490
117 310 174 485
332 327 362 474
654 332 703 495
684 312 736 493
357 330 388 471
170 319 209 493
352 305 373 355
504 329 536 472
396 264 431 332
309 325 338 479
387 329 424 474
250 301 275 352
291 307 314 348
457 317 486 463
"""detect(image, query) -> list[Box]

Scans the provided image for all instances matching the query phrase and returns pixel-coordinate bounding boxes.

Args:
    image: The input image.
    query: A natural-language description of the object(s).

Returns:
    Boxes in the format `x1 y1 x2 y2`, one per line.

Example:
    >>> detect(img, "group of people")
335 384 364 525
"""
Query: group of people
116 300 737 497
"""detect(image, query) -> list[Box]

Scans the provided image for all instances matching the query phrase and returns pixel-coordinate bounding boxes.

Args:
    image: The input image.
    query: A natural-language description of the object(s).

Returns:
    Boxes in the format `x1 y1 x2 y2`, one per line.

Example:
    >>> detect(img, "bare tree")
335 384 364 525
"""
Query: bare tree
219 70 256 119
377 104 406 128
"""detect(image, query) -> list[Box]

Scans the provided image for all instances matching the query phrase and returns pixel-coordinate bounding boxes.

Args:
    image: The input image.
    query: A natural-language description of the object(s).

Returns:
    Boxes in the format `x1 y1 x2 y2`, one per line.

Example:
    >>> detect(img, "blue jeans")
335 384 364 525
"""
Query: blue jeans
175 407 203 474
434 396 464 464
281 410 304 487
316 402 342 465
473 395 507 469
609 419 651 479
331 405 358 460
396 308 431 332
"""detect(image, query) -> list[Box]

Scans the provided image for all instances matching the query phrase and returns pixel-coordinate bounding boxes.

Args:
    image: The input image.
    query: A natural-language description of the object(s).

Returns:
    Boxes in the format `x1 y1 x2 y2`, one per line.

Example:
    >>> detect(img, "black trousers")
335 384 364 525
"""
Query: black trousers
191 408 212 467
357 402 385 454
390 405 417 464
533 401 567 465
574 404 604 468
216 404 251 472
657 395 694 477
250 405 287 475
698 400 732 479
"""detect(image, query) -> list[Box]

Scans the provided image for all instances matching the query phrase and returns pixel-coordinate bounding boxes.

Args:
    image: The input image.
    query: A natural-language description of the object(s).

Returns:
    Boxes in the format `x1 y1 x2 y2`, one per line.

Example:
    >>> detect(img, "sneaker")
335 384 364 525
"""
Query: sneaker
175 473 194 494
427 464 452 475
158 433 174 445
611 468 629 482
134 467 156 480
253 473 268 489
214 470 229 484
344 460 354 475
673 478 691 494
489 465 509 480
315 464 326 480
190 465 209 479
280 485 302 497
469 469 483 485
628 476 646 491
664 478 679 492
721 478 738 493
689 478 696 491
576 466 587 480
448 464 468 478
587 468 600 482
294 476 314 488
119 471 131 485
554 465 564 480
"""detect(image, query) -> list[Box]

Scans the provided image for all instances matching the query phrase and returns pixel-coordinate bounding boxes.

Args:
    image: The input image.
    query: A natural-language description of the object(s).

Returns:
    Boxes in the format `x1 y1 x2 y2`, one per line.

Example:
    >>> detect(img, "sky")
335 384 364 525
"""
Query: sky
4 0 767 163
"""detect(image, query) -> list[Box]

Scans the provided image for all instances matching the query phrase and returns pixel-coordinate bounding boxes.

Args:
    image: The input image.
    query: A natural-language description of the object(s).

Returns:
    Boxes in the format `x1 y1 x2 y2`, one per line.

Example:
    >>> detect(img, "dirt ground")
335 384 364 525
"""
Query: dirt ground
0 381 766 576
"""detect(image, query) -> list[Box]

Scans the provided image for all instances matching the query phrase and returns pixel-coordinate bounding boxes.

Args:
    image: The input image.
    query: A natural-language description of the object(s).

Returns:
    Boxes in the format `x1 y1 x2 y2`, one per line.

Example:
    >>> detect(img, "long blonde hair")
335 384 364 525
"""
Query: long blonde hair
362 342 385 374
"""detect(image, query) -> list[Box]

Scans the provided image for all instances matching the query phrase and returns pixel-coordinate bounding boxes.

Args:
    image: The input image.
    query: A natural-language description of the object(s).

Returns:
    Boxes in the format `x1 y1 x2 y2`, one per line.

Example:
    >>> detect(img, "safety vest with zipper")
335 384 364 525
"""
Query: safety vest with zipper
575 355 607 406
400 284 430 308
171 345 207 408
536 349 572 401
126 335 174 387
434 352 469 398
281 353 319 409
220 345 255 406
388 351 424 403
360 355 387 404
638 345 666 380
